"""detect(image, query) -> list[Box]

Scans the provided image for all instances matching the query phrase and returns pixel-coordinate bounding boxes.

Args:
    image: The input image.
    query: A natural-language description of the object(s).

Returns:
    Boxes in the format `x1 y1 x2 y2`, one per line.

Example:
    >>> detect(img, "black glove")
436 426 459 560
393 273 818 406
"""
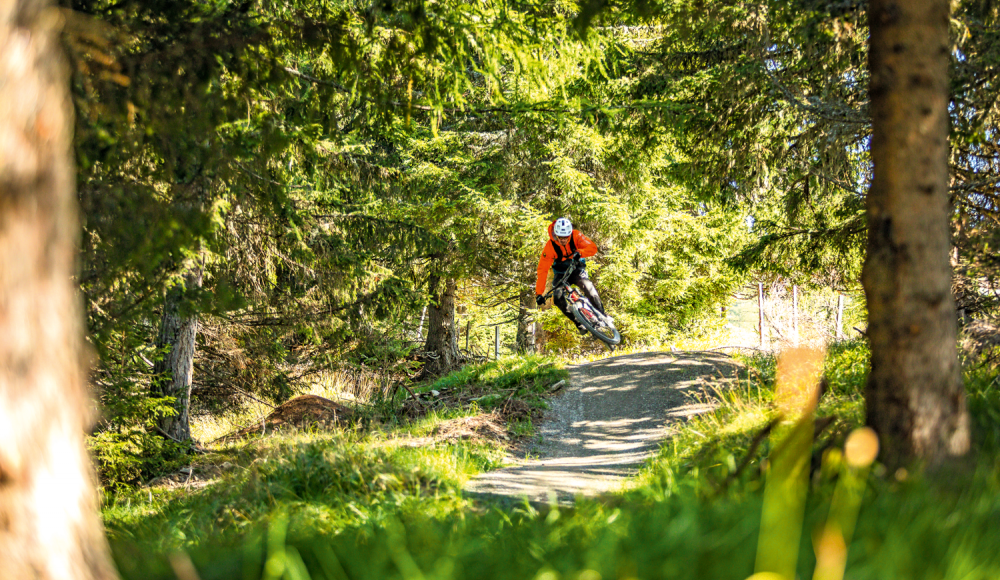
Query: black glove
535 295 545 306
571 251 581 260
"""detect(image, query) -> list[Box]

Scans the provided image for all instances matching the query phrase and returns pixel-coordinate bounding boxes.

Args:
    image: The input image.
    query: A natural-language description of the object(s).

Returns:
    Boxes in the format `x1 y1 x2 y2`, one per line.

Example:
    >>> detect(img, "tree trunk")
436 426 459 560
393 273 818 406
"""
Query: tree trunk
535 323 548 353
863 0 970 467
0 1 120 577
516 286 537 354
423 275 459 375
153 265 203 442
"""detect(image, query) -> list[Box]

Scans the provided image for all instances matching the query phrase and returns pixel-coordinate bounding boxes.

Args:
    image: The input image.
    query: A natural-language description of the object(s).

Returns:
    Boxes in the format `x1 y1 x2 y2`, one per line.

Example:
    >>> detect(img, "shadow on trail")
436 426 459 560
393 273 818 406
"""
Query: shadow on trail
465 351 744 505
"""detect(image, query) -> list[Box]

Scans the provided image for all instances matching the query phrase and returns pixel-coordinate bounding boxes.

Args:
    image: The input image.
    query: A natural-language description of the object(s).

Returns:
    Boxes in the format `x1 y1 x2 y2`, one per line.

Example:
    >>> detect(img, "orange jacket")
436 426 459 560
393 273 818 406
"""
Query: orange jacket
535 221 598 296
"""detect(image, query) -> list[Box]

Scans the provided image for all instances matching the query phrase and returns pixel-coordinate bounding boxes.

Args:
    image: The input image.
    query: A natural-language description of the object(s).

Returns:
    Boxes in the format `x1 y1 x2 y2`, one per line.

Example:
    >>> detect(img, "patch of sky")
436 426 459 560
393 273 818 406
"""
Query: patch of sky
841 69 864 91
851 136 870 155
764 44 782 72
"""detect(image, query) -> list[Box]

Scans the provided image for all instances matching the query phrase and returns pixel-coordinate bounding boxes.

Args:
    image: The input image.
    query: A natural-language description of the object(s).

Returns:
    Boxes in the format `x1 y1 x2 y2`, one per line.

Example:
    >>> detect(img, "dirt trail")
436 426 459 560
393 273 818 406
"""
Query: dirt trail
464 351 743 504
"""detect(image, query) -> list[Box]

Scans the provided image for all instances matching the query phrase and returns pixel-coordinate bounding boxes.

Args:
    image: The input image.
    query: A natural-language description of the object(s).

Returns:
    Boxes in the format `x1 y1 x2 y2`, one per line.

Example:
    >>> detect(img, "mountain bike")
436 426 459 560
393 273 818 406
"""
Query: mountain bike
543 262 621 349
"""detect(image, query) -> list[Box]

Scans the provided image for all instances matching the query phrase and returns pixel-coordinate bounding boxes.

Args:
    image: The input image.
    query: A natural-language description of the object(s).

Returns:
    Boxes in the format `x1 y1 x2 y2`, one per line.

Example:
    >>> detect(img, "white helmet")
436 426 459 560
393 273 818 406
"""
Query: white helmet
553 217 573 237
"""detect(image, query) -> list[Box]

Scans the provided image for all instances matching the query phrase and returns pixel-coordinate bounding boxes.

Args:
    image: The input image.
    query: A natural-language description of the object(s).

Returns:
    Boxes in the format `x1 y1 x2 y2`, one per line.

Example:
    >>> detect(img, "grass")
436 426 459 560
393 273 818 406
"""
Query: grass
105 422 505 553
105 341 1000 580
408 354 569 436
104 356 567 553
627 341 866 501
422 354 566 395
191 400 277 444
113 474 1000 580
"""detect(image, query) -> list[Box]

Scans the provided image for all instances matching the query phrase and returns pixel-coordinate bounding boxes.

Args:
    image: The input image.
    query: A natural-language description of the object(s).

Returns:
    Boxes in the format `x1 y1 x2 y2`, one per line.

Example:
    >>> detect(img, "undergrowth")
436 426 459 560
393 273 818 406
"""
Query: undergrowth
407 355 569 434
103 356 566 552
104 426 504 554
423 354 566 398
631 341 870 500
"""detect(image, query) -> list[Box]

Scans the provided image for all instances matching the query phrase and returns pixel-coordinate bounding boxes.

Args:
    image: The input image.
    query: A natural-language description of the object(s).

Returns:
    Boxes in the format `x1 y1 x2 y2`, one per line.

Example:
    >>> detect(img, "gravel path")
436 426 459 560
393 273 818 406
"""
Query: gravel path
464 351 744 504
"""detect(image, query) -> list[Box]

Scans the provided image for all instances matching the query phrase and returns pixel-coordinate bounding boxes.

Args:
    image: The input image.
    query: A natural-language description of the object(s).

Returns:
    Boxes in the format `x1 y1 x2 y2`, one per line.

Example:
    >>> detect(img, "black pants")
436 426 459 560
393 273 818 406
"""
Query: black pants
553 267 605 325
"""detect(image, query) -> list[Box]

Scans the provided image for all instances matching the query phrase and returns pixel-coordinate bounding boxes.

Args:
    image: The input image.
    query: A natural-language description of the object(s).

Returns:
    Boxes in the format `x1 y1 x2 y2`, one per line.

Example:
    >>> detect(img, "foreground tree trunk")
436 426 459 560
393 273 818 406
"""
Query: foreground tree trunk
0 1 120 577
423 275 459 375
152 264 203 442
863 0 970 467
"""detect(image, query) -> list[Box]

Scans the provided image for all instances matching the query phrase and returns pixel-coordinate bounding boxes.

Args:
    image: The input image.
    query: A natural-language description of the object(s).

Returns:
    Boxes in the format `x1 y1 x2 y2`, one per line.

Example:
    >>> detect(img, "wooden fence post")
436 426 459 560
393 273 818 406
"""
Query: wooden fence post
792 285 799 344
758 283 765 349
836 294 845 340
495 326 500 360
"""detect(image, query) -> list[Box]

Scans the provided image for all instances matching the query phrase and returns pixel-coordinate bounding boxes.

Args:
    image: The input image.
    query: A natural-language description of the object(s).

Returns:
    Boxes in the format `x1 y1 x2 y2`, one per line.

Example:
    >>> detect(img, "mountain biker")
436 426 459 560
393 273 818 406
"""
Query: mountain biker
535 217 608 334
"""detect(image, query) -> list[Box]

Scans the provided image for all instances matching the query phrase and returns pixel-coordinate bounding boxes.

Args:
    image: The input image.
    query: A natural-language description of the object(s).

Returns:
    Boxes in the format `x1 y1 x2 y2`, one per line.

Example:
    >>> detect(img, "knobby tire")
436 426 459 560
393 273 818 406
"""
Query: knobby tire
571 298 620 347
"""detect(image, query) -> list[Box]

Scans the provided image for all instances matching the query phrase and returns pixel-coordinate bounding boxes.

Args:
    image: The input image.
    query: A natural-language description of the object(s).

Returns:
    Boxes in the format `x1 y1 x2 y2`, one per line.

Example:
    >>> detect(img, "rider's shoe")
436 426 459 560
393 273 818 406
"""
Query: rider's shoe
605 315 614 325
576 324 589 335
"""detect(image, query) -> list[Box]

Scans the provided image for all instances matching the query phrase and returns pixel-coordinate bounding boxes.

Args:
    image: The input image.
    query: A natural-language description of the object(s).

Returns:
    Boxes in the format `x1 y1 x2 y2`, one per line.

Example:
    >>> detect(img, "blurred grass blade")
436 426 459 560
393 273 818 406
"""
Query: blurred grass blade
813 427 879 580
754 347 824 580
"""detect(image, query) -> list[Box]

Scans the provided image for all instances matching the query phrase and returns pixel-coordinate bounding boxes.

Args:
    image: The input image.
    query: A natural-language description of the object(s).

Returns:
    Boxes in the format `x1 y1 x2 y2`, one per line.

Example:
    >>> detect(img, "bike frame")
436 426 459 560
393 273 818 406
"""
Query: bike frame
543 262 581 304
542 263 620 348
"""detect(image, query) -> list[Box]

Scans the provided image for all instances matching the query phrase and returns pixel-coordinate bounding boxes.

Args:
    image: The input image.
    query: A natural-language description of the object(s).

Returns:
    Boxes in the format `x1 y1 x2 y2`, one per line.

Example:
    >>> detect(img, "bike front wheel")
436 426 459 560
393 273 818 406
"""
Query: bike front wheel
572 298 621 346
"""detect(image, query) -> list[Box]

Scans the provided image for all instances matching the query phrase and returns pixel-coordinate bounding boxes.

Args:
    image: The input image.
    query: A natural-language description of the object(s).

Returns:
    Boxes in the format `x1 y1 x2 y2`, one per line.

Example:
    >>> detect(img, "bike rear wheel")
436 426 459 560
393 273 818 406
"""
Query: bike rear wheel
572 298 620 346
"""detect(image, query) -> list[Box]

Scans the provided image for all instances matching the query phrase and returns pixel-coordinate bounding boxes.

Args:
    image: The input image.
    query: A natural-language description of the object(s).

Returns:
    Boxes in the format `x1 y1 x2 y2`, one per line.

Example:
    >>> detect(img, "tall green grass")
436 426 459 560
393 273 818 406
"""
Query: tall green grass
112 475 1000 580
632 341 868 500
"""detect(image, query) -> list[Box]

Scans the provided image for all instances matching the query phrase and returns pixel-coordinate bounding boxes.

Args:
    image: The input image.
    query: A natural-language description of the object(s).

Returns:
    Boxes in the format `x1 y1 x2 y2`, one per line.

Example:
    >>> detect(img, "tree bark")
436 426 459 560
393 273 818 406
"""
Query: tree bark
153 265 203 442
0 1 119 577
863 0 970 467
423 275 459 375
516 286 538 354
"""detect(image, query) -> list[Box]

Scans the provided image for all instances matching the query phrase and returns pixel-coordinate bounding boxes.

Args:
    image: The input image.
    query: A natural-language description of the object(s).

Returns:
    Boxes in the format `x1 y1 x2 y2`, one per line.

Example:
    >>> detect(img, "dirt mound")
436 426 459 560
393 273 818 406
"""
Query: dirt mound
386 412 511 450
220 395 355 442
432 413 509 443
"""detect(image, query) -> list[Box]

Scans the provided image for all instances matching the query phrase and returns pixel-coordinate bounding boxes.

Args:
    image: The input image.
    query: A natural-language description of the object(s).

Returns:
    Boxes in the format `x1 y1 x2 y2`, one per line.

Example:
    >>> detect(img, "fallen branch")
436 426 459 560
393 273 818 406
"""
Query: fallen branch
707 345 770 352
154 427 207 454
154 426 184 444
709 414 840 499
400 382 425 409
229 385 276 409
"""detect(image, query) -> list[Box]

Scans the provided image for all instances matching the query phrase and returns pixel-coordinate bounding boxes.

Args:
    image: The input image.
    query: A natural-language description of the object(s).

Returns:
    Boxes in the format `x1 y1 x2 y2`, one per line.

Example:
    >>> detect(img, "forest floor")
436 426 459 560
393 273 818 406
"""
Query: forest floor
465 351 744 504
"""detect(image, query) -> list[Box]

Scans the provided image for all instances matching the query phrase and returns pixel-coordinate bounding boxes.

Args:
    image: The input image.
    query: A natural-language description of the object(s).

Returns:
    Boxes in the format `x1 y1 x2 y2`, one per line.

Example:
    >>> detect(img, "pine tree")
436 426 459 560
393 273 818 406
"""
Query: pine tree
0 0 119 576
863 0 970 466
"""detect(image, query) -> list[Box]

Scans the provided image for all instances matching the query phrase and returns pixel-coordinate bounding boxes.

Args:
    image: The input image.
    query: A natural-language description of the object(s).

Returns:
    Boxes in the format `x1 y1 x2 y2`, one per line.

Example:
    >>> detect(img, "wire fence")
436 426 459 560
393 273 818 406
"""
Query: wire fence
722 284 862 351
409 285 864 360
